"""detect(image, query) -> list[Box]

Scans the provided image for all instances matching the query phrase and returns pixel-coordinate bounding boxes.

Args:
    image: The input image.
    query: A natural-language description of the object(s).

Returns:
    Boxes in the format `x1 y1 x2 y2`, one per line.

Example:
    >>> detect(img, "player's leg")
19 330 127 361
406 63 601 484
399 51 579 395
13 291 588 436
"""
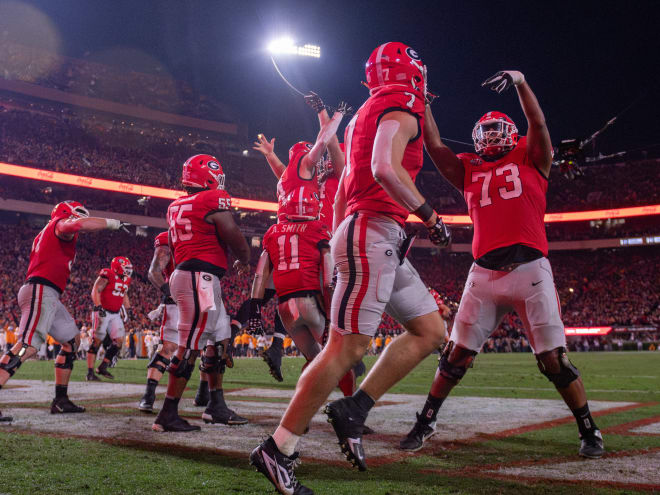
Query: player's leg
86 311 103 380
262 284 286 381
513 258 604 458
97 315 123 379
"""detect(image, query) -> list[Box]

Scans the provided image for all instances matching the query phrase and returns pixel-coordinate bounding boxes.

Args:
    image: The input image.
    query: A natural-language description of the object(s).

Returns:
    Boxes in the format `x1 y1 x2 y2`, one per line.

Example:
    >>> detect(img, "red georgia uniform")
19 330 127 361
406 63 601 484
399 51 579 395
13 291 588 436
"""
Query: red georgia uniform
458 137 549 260
343 86 425 226
98 268 131 312
167 189 232 270
263 220 331 298
26 219 78 293
428 287 444 309
154 231 175 281
277 154 320 222
319 174 338 229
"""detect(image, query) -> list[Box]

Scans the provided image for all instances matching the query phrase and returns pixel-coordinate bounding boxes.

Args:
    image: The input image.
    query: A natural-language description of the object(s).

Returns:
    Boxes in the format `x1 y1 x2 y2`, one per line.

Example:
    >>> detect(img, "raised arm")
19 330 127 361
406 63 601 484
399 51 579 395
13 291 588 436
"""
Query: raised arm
306 92 346 177
253 134 286 179
300 107 346 178
482 70 553 177
56 217 126 241
423 105 464 191
206 211 250 272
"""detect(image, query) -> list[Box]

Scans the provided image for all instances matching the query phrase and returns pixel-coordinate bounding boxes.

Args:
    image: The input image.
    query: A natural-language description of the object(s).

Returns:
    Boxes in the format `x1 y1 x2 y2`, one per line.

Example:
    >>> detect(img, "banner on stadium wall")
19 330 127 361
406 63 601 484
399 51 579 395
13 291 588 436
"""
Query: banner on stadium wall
613 326 657 333
2 162 660 223
564 326 613 336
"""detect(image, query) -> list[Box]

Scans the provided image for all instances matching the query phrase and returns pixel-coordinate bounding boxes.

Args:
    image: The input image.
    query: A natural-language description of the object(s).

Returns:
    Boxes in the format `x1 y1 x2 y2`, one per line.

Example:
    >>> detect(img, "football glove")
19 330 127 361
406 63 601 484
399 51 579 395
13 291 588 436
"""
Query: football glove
247 298 265 335
427 217 451 248
559 160 584 180
304 91 325 113
482 70 525 94
93 305 107 318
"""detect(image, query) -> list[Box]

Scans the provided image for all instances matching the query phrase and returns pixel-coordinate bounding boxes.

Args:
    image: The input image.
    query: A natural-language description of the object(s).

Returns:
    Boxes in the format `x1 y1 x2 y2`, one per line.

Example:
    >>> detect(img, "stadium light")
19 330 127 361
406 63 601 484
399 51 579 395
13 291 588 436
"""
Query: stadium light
267 36 320 58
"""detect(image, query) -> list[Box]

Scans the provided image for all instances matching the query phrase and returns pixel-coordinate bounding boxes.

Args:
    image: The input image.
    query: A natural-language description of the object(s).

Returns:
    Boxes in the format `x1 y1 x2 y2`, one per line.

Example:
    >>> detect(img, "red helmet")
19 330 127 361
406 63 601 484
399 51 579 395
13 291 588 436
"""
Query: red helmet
472 111 519 157
365 42 426 98
288 141 313 163
282 186 320 221
181 154 225 190
111 256 133 278
51 200 89 221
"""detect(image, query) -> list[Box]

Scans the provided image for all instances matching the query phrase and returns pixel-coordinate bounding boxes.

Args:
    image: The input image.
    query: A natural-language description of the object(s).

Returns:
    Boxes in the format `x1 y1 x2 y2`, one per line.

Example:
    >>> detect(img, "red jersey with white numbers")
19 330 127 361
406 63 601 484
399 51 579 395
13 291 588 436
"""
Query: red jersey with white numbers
343 86 425 226
428 288 444 309
26 219 78 293
263 220 331 298
319 175 338 229
154 231 175 281
277 154 320 222
458 137 549 260
167 189 232 270
99 268 131 312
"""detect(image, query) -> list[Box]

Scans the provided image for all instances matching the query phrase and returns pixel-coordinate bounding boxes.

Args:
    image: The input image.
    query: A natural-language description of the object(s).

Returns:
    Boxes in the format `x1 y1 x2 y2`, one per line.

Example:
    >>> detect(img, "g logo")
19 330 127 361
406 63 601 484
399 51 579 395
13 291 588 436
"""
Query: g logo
207 161 220 170
385 249 393 256
406 47 420 60
202 275 212 281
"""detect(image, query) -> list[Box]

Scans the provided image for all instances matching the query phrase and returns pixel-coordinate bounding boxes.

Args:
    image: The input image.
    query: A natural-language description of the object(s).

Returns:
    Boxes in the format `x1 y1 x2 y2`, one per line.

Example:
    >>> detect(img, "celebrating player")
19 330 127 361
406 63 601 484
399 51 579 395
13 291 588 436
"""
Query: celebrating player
250 42 451 494
86 256 132 381
0 201 128 417
152 154 250 432
399 70 604 458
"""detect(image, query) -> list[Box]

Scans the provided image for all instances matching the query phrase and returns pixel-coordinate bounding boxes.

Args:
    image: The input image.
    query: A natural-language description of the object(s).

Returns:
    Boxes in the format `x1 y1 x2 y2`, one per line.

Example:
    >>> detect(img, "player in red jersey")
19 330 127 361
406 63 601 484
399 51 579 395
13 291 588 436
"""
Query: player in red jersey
86 256 132 381
152 154 250 432
0 201 128 418
250 42 451 493
401 70 604 459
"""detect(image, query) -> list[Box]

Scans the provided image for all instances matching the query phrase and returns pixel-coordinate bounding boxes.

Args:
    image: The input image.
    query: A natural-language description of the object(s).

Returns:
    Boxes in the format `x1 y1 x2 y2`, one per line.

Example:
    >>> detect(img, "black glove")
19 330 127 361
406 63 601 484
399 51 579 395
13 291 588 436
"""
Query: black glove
427 217 451 248
118 222 131 234
247 298 265 335
336 101 354 116
304 91 325 113
559 161 584 180
93 305 107 318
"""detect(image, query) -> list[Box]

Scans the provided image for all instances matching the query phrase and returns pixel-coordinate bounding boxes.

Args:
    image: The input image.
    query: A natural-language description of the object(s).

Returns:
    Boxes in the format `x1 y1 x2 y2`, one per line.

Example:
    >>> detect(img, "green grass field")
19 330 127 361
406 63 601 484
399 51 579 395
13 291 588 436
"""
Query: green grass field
1 351 659 494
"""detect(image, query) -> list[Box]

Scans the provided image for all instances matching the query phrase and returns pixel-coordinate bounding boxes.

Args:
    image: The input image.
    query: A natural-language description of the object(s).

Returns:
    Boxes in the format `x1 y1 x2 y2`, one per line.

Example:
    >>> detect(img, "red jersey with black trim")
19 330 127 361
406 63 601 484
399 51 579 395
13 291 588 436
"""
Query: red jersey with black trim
98 268 131 312
26 219 79 293
458 137 549 260
319 175 338 229
154 231 175 281
343 86 425 226
263 220 331 298
277 153 319 222
167 189 232 269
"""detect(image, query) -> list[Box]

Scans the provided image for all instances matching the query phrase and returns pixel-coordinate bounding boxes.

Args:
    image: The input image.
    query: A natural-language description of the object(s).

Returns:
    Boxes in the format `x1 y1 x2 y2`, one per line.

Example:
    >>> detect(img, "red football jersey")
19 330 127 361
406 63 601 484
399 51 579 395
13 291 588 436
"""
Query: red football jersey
154 231 175 281
458 137 549 260
277 154 320 222
263 220 331 298
26 219 79 293
343 86 425 226
428 287 444 309
319 175 338 229
99 268 131 312
167 189 232 270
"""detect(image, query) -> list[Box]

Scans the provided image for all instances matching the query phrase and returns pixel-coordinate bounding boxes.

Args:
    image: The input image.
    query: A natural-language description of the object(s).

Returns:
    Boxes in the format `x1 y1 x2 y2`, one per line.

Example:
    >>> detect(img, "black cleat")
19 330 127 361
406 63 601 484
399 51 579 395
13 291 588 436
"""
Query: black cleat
399 413 436 452
138 394 156 413
152 412 200 432
193 383 209 407
95 366 114 380
86 372 101 382
50 397 85 414
362 424 376 435
0 410 13 423
249 436 313 495
579 429 605 458
263 346 284 382
324 397 367 471
202 404 248 425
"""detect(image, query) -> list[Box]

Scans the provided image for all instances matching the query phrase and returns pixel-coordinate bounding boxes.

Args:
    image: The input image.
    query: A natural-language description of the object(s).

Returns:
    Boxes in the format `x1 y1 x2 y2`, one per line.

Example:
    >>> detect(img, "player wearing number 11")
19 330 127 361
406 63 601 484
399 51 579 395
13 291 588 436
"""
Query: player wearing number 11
403 70 604 459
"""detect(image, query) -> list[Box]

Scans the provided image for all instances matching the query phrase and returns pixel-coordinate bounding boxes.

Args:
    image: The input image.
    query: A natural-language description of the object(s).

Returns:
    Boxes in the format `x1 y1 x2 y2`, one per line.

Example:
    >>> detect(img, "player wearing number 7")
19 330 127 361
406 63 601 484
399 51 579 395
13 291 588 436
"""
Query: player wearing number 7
400 70 604 459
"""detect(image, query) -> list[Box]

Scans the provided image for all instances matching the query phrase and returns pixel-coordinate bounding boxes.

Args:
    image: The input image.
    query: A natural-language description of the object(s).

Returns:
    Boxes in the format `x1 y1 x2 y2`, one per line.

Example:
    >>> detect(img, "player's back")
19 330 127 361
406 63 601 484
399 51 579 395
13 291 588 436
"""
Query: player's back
167 189 232 276
459 136 548 259
343 86 426 226
277 156 320 222
26 219 78 293
263 220 330 299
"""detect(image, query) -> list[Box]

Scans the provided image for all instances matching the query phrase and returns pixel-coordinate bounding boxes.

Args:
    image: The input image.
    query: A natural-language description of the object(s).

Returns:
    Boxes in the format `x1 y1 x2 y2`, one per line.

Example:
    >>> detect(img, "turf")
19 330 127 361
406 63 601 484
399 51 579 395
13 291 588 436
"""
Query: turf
1 351 659 494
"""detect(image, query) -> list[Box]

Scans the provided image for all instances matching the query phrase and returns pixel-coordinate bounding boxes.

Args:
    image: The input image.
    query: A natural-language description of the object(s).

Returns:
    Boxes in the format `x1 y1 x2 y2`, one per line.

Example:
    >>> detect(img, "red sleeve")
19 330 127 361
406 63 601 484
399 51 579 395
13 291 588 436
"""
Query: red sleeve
154 231 168 249
99 268 111 279
379 92 425 120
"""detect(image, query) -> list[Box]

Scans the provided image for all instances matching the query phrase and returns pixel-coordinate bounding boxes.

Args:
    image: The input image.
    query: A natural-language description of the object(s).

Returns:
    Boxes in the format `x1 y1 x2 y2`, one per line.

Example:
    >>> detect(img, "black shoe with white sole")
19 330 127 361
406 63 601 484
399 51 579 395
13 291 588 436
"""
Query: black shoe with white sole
0 410 13 423
50 397 85 414
324 397 367 471
249 436 313 495
202 404 248 425
579 429 605 458
138 393 155 413
152 413 201 432
399 413 436 452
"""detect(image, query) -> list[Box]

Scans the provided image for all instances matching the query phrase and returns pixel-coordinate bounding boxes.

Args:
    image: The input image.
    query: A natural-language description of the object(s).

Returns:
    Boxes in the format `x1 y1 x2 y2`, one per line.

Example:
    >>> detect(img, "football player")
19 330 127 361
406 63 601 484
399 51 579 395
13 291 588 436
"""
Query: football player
86 256 132 380
399 70 604 459
0 201 128 416
152 154 250 432
250 43 451 494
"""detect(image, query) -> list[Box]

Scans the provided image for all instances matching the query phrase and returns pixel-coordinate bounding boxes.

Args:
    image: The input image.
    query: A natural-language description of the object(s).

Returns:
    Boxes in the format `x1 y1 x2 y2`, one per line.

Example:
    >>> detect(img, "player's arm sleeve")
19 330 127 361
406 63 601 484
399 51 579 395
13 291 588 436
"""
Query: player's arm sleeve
423 105 464 191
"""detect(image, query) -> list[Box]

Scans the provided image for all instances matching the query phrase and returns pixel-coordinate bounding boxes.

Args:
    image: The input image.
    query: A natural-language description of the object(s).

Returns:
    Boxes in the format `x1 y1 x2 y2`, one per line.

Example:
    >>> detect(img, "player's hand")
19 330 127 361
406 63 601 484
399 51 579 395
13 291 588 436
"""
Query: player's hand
233 259 250 275
252 134 275 157
93 305 107 318
304 91 325 113
427 217 451 248
559 160 584 180
481 70 525 93
336 101 354 116
105 219 131 233
248 317 265 335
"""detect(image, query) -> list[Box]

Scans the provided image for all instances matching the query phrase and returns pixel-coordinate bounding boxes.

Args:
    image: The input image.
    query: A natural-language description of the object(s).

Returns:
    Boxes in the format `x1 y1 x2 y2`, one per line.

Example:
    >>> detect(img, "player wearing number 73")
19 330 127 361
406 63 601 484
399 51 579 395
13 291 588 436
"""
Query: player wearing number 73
400 70 604 459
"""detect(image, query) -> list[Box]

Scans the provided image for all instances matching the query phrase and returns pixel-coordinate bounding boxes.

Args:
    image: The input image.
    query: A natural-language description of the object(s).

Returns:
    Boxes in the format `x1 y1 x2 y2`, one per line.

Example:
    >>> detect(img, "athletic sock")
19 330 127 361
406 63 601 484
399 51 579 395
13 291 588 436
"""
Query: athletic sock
145 378 158 396
87 367 93 375
271 335 284 349
209 389 226 408
419 394 445 424
352 389 375 421
198 379 208 392
572 403 598 437
55 384 68 399
161 397 180 415
273 426 300 457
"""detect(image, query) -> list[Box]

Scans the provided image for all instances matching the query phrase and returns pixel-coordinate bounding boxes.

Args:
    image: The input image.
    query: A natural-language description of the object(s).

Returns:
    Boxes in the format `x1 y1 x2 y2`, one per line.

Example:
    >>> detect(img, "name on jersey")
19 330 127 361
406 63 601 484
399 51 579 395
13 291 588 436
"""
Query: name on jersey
277 223 308 233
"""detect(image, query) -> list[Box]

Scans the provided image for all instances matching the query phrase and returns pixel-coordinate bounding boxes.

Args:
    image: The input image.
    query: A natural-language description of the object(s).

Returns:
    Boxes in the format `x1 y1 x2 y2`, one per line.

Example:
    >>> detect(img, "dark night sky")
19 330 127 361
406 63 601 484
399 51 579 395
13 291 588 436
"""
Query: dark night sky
8 0 660 161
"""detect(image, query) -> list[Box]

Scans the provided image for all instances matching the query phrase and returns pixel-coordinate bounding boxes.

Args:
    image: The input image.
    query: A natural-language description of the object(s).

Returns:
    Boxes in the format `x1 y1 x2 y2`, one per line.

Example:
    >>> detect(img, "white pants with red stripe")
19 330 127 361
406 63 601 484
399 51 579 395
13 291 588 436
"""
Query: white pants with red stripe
17 283 78 348
452 257 566 354
330 213 437 337
159 304 179 345
169 269 228 350
91 311 125 342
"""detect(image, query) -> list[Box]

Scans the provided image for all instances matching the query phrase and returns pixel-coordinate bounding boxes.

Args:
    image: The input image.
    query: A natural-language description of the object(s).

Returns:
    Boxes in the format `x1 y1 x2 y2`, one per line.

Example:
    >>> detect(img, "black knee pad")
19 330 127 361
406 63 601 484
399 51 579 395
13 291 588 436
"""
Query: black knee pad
104 344 120 362
167 353 195 380
438 341 477 383
55 349 76 370
0 344 29 376
199 353 219 374
147 352 170 374
536 347 580 389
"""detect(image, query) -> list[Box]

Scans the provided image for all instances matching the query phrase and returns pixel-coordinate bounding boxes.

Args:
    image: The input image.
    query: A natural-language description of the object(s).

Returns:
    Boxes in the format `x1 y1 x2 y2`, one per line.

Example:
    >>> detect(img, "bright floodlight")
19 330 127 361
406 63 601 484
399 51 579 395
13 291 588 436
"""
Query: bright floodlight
267 37 320 58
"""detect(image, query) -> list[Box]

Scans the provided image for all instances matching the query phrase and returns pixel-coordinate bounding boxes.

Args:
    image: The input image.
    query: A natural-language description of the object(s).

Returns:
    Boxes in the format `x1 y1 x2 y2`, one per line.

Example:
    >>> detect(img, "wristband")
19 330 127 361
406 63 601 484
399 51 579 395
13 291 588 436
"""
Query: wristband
105 218 121 230
413 201 435 223
93 305 102 312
